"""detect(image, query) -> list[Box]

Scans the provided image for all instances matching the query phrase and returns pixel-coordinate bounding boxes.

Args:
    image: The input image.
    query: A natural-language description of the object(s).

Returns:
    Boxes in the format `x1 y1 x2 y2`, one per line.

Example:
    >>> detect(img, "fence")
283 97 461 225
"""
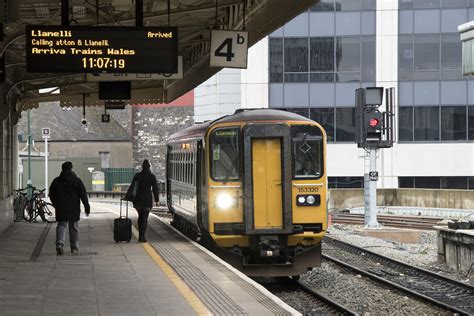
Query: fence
102 168 135 191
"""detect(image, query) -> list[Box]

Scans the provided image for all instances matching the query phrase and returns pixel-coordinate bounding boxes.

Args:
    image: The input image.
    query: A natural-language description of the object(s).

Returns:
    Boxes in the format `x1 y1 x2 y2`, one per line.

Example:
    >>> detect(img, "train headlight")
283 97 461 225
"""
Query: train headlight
216 193 234 210
297 194 321 206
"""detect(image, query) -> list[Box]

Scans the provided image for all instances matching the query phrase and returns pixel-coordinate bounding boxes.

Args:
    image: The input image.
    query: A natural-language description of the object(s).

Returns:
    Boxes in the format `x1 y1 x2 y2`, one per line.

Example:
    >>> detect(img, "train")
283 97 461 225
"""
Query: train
166 109 327 277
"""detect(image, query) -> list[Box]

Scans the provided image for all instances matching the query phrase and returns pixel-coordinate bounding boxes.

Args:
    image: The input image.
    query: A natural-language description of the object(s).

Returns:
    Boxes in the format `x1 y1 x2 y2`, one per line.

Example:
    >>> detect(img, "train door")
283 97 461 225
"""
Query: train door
252 138 283 229
243 124 293 234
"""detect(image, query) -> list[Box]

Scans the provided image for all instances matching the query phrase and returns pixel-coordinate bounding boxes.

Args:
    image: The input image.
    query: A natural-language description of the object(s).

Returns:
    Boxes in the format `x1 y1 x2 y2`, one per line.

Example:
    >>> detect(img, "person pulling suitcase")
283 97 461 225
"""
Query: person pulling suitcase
124 159 159 242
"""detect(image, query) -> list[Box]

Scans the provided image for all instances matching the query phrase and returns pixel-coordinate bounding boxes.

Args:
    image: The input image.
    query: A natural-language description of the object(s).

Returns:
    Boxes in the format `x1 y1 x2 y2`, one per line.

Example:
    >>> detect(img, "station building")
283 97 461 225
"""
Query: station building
195 0 474 190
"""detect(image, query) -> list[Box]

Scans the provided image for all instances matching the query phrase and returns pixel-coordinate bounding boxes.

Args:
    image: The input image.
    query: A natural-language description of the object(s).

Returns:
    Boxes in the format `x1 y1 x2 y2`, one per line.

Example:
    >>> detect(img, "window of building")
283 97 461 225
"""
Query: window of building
413 177 441 188
398 107 413 141
442 177 468 189
399 107 414 141
336 37 361 82
310 37 335 73
441 34 462 80
279 108 309 118
270 38 283 83
312 0 376 11
469 106 474 140
399 176 473 189
399 35 414 81
310 108 335 142
400 106 474 142
414 106 440 141
284 38 308 73
99 152 110 169
311 0 336 11
270 36 375 83
399 34 465 81
441 106 467 140
328 177 364 188
361 36 376 81
414 34 440 80
413 0 441 9
442 0 468 8
335 108 355 142
398 177 415 188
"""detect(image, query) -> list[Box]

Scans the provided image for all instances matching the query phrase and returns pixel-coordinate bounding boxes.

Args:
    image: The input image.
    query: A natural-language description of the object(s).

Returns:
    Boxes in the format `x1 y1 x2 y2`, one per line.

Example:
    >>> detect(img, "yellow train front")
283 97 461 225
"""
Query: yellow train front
166 109 327 277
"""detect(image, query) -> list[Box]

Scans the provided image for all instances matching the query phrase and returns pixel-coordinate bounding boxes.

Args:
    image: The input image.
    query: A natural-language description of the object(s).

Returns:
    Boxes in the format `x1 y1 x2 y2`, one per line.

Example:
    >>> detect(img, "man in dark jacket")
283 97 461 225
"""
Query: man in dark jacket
126 159 159 242
49 161 90 255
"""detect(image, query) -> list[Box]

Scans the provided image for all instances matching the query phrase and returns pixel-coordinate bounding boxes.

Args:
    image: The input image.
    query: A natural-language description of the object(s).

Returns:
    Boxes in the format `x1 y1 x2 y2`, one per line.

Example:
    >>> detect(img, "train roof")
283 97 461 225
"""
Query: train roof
167 109 313 142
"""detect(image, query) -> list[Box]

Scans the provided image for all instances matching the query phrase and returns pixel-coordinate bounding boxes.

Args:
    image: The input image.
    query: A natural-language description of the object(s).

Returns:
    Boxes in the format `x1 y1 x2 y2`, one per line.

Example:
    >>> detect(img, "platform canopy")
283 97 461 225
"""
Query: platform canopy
1 0 317 113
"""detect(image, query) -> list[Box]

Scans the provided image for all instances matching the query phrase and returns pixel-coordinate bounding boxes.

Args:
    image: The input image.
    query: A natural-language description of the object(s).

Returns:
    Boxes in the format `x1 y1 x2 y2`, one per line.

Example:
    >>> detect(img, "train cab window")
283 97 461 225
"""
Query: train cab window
210 127 240 181
292 126 323 179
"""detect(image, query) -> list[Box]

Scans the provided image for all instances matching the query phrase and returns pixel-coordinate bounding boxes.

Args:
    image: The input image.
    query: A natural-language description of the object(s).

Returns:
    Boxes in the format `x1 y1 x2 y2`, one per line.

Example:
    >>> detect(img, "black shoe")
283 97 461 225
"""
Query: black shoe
56 247 64 256
138 238 147 243
71 246 79 253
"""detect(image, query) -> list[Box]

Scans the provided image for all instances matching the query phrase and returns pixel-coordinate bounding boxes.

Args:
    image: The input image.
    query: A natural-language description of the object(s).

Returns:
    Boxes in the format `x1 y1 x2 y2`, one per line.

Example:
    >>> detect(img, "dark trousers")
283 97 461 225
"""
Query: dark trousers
136 208 150 240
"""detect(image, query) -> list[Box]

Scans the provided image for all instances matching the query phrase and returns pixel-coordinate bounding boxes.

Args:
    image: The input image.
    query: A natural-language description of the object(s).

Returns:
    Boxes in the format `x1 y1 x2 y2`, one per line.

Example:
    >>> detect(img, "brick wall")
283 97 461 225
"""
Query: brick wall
111 91 195 180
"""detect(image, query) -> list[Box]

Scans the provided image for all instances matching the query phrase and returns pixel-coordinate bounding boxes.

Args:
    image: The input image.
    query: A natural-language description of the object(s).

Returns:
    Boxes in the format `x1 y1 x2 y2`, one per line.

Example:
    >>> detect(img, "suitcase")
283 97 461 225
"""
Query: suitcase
114 199 132 243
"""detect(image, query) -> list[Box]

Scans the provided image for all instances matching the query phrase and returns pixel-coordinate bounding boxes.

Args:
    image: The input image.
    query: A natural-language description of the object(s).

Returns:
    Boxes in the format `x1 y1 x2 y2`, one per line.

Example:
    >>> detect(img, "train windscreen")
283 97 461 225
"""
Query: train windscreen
210 127 240 181
292 125 323 179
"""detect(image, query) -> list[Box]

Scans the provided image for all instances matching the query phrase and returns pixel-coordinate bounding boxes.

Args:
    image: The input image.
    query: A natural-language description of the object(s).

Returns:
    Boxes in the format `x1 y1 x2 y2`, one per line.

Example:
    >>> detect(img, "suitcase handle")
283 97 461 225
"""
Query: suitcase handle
120 199 129 218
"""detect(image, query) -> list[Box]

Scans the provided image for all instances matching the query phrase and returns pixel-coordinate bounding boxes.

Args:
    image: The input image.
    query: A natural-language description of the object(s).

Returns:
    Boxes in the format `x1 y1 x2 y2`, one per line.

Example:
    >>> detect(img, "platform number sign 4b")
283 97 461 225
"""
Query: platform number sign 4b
210 30 248 68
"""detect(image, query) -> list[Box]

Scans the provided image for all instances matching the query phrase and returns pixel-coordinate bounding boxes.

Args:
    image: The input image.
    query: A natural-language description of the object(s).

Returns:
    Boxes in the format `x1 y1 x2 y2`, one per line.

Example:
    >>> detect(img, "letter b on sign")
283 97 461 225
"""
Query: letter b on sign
210 30 248 68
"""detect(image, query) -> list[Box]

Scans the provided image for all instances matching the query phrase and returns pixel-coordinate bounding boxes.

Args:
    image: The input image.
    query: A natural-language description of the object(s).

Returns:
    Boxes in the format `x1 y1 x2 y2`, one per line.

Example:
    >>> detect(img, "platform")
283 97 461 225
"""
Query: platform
435 225 474 277
0 203 298 315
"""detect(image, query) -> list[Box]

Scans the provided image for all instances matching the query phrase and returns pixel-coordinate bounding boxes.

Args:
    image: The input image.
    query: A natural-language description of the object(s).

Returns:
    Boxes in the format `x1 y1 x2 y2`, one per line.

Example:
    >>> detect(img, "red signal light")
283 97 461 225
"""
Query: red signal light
369 118 379 128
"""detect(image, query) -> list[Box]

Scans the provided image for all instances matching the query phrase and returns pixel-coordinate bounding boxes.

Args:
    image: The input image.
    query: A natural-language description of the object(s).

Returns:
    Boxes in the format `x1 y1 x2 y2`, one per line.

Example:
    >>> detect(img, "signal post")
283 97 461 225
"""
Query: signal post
355 87 394 228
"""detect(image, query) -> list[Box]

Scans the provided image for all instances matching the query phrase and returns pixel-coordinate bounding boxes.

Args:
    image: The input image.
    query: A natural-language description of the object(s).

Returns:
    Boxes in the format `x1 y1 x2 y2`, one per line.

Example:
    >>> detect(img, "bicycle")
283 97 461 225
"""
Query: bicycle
13 188 28 222
23 187 56 223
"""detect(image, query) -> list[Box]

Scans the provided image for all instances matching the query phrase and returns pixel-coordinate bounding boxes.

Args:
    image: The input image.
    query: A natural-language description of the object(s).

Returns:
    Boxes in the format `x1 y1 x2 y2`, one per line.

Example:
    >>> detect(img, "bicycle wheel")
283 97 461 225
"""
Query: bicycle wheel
13 196 21 221
23 201 35 222
39 202 55 223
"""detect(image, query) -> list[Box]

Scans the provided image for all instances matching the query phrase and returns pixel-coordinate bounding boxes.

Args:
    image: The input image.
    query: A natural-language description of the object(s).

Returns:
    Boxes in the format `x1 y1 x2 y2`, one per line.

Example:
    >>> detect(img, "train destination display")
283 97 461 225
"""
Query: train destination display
26 25 178 73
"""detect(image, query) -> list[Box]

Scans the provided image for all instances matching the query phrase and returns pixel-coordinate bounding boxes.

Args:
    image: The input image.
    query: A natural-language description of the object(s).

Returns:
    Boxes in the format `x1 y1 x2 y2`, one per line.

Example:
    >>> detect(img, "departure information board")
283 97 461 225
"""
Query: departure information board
26 25 178 73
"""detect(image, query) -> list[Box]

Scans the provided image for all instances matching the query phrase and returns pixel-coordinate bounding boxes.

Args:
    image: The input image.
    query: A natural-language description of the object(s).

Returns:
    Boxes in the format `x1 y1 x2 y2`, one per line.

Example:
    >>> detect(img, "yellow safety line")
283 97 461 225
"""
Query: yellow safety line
92 203 210 315
141 242 210 315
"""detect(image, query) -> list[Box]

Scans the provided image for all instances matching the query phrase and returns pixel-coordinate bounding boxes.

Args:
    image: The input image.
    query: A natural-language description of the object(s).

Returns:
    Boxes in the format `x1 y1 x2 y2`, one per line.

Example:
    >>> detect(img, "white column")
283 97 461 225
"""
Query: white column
376 0 399 188
365 148 380 228
44 138 48 201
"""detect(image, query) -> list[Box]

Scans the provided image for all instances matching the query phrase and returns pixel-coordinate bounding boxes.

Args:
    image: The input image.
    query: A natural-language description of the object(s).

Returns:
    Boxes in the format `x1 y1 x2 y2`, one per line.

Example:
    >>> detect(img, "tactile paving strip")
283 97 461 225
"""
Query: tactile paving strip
147 219 247 315
61 251 98 256
195 250 291 316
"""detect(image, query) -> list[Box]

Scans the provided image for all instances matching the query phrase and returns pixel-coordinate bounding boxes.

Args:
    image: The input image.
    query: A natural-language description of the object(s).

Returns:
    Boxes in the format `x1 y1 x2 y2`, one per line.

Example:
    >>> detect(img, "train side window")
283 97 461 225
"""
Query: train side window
292 125 324 179
210 127 240 181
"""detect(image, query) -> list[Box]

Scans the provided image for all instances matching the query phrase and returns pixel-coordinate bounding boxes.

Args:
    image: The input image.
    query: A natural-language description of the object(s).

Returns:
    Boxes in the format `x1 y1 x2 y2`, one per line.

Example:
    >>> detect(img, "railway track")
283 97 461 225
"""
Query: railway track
323 236 474 315
259 278 357 315
331 213 442 230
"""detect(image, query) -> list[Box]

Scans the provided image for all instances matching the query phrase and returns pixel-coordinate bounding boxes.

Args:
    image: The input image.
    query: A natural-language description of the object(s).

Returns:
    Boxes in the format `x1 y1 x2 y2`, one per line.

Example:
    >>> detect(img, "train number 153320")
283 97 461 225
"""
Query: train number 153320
297 186 319 193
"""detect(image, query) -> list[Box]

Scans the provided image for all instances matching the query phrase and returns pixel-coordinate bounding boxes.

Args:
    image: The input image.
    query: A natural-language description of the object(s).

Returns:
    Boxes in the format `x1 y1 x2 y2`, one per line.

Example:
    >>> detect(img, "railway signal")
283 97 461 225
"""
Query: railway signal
355 87 393 149
355 87 395 228
364 109 383 142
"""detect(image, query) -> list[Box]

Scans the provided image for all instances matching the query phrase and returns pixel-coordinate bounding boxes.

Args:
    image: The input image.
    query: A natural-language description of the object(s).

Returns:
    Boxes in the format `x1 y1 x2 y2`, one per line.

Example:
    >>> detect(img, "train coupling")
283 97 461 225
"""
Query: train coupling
258 236 281 257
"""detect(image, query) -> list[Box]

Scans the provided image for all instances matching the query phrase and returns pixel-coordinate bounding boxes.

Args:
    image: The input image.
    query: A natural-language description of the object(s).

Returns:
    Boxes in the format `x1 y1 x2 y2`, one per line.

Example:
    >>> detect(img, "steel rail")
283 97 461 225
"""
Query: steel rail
295 280 358 316
260 277 357 316
323 236 474 315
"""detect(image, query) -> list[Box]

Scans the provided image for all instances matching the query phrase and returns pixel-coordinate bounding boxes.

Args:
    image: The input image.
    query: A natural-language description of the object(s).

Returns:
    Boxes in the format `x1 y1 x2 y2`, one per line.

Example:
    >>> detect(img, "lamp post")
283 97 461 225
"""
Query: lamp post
42 128 50 200
27 110 32 196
